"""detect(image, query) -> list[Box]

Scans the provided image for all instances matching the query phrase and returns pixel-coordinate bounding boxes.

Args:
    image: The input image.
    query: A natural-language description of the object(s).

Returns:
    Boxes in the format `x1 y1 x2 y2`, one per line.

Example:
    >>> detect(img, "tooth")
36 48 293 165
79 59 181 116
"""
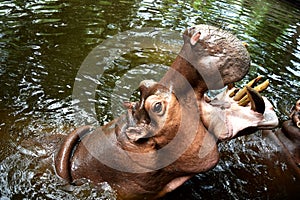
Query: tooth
245 86 265 114
233 75 263 101
253 79 269 92
238 79 270 106
229 88 239 97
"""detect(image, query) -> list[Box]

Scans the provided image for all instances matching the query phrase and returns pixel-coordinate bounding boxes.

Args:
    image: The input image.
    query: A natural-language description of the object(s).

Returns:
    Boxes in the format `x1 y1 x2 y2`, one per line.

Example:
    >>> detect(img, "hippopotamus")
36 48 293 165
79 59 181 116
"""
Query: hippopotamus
54 25 278 199
263 99 300 168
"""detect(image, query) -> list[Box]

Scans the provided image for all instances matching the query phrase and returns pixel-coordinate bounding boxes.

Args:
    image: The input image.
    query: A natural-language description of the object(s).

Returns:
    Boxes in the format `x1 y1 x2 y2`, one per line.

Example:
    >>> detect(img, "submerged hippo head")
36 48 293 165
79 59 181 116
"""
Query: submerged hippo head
262 99 300 170
55 25 278 199
280 99 300 165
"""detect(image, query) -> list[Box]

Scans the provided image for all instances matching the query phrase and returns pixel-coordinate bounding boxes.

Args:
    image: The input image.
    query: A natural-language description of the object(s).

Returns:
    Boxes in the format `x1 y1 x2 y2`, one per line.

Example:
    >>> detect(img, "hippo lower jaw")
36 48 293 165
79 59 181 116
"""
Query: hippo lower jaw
55 125 95 182
200 86 278 142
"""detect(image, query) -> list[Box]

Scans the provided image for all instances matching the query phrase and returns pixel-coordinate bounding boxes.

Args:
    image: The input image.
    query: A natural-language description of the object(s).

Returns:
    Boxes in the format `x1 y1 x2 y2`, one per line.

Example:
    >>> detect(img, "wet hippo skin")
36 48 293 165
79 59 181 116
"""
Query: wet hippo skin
55 25 278 199
263 99 300 169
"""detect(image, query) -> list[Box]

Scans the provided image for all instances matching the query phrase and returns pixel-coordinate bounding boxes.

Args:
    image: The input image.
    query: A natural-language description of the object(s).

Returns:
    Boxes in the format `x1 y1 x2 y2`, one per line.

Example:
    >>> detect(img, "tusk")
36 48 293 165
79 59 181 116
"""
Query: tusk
253 79 269 92
245 86 265 114
229 88 239 97
233 75 262 101
238 79 269 106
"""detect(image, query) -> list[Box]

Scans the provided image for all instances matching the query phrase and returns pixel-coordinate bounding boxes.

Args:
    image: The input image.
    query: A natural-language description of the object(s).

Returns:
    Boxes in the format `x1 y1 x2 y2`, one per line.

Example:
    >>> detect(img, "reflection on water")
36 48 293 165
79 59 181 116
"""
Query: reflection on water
0 0 299 199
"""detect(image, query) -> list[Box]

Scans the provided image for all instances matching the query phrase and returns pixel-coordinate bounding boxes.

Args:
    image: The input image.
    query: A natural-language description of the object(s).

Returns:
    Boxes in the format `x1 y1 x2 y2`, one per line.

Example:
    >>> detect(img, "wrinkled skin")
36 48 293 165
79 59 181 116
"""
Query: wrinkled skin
55 25 278 199
263 99 300 168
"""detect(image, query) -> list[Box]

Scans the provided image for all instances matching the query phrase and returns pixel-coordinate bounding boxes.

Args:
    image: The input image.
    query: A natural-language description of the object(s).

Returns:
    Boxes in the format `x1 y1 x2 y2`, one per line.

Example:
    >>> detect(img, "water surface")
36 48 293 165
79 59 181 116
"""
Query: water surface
0 0 299 199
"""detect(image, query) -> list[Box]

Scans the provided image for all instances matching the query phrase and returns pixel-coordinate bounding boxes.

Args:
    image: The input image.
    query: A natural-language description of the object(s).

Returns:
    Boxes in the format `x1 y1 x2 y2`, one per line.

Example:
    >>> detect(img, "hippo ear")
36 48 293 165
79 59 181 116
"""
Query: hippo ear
139 80 157 98
190 31 201 46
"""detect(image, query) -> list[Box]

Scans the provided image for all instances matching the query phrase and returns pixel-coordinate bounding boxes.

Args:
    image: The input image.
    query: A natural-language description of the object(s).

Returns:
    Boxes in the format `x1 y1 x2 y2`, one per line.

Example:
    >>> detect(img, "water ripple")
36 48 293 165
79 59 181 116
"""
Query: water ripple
0 0 300 199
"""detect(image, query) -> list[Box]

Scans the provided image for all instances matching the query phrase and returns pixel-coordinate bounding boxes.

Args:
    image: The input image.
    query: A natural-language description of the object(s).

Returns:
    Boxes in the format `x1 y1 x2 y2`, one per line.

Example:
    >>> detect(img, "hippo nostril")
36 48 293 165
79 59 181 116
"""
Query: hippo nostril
133 108 151 125
190 31 201 46
127 109 136 127
188 27 195 32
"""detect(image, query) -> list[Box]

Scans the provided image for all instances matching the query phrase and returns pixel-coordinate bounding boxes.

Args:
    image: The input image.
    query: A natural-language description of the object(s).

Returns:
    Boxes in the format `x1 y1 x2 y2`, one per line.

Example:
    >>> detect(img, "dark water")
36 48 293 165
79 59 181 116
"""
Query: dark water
0 0 299 199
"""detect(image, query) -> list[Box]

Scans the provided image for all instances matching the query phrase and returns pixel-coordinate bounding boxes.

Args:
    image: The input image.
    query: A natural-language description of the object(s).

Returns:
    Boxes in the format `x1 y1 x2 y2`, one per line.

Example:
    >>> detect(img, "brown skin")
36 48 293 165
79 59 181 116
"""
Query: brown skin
263 99 300 168
67 86 220 199
55 25 278 199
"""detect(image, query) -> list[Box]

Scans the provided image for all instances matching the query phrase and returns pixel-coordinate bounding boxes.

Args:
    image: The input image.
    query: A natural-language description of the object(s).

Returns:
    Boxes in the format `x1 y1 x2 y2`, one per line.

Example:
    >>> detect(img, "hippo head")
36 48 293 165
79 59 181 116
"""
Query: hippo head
279 99 300 165
55 25 279 199
119 25 278 150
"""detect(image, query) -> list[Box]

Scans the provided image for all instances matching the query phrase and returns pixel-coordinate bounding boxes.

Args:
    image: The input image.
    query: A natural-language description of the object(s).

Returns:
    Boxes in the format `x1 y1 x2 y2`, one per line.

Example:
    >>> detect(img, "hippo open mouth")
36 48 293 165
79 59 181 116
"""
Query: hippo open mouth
117 76 278 148
201 83 278 142
55 25 279 199
115 25 278 146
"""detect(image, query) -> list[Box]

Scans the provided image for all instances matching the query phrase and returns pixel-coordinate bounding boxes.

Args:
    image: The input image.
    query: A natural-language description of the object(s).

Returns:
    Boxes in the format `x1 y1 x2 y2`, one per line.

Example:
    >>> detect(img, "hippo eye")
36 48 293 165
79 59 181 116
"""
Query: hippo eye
152 102 162 113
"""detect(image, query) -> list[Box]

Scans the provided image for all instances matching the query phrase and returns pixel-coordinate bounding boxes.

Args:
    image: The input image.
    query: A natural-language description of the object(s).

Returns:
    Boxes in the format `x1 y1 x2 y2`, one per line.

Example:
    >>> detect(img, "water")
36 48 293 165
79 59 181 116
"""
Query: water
0 0 299 199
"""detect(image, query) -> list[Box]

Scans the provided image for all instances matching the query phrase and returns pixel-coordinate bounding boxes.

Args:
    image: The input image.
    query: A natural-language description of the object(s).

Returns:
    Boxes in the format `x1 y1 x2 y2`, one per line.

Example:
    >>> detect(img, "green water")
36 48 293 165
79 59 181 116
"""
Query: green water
0 0 299 199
